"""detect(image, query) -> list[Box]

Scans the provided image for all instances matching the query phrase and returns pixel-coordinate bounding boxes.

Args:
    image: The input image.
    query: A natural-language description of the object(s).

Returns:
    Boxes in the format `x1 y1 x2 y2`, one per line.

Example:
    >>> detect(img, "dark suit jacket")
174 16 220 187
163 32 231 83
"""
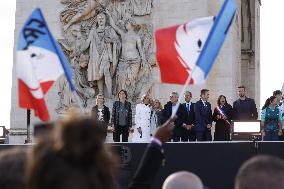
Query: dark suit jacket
91 105 110 124
162 101 189 137
182 102 195 125
194 99 213 132
232 97 258 120
128 144 164 189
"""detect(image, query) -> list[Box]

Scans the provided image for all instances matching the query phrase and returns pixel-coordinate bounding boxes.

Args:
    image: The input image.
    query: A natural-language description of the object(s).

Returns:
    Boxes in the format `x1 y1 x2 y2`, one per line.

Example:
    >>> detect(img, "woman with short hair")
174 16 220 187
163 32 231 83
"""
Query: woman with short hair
133 94 152 143
91 94 110 138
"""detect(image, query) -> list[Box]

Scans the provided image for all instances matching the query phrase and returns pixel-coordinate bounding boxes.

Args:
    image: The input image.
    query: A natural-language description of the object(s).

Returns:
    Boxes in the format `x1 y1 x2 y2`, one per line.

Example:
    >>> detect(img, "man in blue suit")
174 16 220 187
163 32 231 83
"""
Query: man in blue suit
194 89 213 141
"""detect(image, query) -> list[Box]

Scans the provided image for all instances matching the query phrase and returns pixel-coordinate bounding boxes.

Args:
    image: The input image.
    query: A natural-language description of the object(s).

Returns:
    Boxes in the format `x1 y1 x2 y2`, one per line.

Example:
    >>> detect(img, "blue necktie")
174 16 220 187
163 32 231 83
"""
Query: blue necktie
186 103 190 113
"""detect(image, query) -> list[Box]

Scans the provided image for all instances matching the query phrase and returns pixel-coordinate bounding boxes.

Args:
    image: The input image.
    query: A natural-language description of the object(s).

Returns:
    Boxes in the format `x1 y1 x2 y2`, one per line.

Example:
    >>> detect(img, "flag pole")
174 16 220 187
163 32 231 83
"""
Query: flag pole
171 66 197 118
26 109 32 143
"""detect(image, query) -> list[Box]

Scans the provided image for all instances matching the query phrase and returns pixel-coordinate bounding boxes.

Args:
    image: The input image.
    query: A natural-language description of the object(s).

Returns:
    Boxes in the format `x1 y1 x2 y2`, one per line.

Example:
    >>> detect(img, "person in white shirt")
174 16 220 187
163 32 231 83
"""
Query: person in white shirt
133 94 152 142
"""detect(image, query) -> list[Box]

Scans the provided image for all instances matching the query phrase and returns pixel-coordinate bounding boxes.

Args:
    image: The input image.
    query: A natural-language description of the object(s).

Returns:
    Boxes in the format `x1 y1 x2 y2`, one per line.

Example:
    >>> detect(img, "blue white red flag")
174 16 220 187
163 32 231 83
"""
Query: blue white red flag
16 8 74 121
156 0 236 85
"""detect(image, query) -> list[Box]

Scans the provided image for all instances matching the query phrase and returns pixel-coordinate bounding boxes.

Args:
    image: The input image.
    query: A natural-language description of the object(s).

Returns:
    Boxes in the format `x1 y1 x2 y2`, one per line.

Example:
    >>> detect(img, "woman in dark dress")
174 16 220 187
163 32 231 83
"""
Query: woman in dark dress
213 95 233 141
91 94 110 138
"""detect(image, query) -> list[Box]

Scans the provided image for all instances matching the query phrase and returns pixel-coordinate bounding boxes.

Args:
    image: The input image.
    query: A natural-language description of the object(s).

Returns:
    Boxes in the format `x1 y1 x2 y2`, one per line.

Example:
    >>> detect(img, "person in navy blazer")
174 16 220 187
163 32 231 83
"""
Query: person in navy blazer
194 89 213 141
182 91 196 141
162 92 189 142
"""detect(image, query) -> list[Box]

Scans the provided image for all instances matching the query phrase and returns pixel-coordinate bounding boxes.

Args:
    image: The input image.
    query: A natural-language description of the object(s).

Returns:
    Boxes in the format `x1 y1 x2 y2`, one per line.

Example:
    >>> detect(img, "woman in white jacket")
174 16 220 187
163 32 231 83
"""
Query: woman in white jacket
133 94 152 142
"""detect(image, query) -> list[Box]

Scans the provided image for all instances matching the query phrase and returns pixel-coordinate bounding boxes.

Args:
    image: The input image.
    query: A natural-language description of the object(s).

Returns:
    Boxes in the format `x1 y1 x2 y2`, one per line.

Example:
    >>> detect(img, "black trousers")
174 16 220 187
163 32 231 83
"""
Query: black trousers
113 125 129 142
186 129 196 141
196 129 212 141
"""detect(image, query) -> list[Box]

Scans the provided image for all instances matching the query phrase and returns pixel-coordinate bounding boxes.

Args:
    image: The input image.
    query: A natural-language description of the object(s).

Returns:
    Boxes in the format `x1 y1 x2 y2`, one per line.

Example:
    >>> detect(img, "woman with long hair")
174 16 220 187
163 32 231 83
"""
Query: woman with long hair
213 95 233 141
261 96 283 141
133 94 152 142
111 90 132 142
27 111 119 189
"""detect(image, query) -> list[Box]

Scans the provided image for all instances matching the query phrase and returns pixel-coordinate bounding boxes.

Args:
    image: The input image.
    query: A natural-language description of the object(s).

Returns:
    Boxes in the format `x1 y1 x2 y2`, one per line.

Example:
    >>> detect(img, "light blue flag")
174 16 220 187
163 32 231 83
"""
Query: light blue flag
193 0 237 81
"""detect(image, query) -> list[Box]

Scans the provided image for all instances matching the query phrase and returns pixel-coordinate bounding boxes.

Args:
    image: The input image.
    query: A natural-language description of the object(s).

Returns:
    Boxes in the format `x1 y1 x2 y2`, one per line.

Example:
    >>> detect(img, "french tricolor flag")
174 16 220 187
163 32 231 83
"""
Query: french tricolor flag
156 0 237 85
16 8 74 121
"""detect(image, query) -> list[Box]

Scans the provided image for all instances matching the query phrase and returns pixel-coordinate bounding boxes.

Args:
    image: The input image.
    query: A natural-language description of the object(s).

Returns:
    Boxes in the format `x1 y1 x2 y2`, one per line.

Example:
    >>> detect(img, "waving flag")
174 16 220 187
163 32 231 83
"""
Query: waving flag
17 8 74 121
156 0 236 85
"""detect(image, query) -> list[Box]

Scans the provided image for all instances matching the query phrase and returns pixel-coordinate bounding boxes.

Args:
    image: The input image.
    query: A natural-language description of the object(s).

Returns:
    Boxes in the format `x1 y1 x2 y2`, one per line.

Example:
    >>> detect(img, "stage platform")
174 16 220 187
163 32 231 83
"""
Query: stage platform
1 142 284 189
113 141 284 189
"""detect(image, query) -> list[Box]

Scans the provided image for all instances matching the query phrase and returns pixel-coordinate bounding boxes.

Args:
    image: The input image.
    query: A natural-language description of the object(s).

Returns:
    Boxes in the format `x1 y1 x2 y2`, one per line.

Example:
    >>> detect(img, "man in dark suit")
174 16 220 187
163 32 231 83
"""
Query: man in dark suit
162 92 189 142
194 89 213 141
128 117 175 189
182 91 196 141
232 86 258 120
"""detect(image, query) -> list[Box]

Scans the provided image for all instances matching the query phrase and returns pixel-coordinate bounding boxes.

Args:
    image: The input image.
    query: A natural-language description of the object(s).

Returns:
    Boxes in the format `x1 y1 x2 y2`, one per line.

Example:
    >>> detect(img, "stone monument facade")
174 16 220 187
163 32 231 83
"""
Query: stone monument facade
56 0 155 113
10 0 261 143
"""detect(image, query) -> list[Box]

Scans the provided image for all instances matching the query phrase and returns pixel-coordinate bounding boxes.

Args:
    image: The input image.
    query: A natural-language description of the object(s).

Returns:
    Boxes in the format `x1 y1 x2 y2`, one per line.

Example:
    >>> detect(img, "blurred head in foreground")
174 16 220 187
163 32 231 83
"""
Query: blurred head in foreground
27 108 118 189
0 147 27 189
162 171 204 189
235 155 284 189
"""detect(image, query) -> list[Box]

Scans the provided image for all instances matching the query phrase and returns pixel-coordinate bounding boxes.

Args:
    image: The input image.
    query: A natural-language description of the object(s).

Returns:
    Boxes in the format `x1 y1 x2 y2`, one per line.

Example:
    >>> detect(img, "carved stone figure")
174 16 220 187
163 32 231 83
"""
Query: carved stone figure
106 10 146 100
72 54 95 106
56 75 74 113
63 0 111 31
80 12 120 97
130 0 152 16
109 0 133 24
56 25 95 111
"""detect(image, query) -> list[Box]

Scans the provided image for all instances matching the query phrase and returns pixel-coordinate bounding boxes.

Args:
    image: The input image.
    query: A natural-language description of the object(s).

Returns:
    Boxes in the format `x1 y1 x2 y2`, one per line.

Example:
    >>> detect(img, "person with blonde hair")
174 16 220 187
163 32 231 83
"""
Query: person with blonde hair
133 94 152 142
150 99 163 136
91 94 110 139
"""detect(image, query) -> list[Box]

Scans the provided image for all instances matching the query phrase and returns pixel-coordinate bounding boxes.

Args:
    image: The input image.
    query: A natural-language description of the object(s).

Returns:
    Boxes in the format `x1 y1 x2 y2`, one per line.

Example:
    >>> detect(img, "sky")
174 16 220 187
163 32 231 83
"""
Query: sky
260 0 284 105
0 0 282 128
0 1 16 128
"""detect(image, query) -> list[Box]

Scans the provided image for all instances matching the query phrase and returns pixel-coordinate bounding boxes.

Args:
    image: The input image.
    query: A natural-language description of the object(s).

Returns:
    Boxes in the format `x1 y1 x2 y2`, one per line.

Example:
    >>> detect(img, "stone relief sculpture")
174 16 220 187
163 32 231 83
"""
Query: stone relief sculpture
57 0 154 112
130 0 152 16
80 12 121 98
106 9 146 99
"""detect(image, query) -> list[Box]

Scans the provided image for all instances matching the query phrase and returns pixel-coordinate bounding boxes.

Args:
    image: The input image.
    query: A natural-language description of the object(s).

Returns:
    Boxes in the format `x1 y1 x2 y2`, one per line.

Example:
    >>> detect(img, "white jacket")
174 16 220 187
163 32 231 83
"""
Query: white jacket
133 103 151 142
